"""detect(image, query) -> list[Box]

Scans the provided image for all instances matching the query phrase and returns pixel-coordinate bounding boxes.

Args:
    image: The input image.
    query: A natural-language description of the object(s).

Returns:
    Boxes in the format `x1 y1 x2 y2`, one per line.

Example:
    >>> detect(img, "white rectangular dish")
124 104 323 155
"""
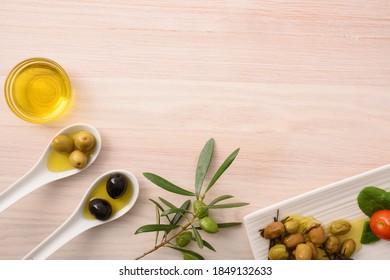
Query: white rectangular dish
243 164 390 260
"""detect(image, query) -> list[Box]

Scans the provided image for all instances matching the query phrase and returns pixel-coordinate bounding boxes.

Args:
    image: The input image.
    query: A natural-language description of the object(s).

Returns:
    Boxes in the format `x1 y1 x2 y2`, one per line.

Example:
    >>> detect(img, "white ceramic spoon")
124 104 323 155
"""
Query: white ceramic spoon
0 123 102 213
23 169 139 260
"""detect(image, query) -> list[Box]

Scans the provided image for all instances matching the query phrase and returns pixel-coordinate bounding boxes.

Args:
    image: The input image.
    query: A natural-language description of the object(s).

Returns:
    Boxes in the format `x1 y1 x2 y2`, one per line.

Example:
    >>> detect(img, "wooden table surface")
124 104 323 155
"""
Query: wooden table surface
1 1 390 260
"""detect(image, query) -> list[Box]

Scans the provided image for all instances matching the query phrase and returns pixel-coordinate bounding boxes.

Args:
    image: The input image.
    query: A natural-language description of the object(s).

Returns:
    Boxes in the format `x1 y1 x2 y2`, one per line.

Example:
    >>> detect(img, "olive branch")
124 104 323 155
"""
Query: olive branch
134 138 249 260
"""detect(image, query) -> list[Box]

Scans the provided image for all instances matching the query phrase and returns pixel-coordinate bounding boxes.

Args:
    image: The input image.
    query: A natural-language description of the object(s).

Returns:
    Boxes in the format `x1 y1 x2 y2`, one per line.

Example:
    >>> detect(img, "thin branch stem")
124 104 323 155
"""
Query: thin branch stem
134 217 196 260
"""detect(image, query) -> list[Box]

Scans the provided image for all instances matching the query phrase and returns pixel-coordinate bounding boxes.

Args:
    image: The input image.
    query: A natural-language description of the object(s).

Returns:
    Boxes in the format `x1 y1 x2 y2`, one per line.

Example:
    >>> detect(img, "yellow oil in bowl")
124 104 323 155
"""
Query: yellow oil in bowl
4 58 72 123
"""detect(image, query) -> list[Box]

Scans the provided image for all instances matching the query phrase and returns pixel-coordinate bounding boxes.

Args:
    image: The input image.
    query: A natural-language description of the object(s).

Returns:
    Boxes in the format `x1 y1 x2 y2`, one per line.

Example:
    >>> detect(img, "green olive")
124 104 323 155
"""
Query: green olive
183 253 202 260
193 200 208 218
51 135 74 154
328 220 352 235
325 235 340 254
284 219 299 234
199 216 218 234
69 150 88 169
308 224 326 244
283 232 305 249
74 131 95 152
268 244 289 260
176 232 192 247
263 221 286 239
295 243 312 260
340 239 356 258
305 241 318 260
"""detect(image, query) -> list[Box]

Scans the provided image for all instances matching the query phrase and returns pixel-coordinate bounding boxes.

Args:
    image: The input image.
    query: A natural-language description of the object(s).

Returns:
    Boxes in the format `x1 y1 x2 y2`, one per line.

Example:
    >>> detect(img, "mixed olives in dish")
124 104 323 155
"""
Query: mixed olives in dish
260 211 360 260
50 130 95 169
85 173 133 221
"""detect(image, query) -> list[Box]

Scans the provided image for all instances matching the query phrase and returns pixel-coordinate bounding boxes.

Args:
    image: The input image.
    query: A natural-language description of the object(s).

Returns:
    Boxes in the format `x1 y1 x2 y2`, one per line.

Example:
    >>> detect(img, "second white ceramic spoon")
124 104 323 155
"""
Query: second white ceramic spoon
23 169 139 260
0 123 102 213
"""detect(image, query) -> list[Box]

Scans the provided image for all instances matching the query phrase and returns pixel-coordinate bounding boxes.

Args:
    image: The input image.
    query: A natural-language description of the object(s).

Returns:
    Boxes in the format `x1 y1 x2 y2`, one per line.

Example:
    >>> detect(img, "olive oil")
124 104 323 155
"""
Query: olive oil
47 149 93 172
5 58 71 123
83 176 133 220
47 151 73 172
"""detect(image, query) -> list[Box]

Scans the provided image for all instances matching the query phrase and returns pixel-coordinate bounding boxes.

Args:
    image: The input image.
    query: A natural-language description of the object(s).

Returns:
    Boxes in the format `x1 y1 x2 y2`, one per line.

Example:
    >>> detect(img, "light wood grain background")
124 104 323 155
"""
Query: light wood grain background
0 0 390 260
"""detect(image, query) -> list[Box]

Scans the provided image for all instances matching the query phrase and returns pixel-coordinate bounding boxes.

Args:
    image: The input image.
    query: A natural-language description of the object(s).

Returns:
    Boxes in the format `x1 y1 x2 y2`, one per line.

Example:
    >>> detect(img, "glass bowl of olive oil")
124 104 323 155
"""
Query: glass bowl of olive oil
4 58 72 124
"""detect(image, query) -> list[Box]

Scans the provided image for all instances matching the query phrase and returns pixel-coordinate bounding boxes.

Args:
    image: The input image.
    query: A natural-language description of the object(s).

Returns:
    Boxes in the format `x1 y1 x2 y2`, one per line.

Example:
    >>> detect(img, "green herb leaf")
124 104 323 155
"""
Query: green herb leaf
154 206 160 246
190 237 216 252
171 200 191 226
144 172 195 196
209 195 234 206
209 202 249 209
166 200 191 235
195 222 242 231
357 186 390 217
192 227 204 249
167 246 204 260
361 220 380 244
159 197 177 209
149 198 172 224
216 222 242 228
195 138 214 199
201 239 216 252
149 198 165 212
206 148 239 193
161 208 186 216
200 195 234 214
135 224 180 234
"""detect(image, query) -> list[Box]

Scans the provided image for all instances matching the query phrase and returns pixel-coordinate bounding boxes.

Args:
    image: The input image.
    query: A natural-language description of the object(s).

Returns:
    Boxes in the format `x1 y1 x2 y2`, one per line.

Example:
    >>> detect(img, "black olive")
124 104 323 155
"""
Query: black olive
106 173 128 199
89 198 112 221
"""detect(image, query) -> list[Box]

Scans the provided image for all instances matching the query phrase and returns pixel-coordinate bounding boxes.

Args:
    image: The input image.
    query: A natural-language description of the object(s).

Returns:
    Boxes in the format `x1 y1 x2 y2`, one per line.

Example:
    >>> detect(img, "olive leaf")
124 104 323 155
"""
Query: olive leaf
205 148 240 194
200 239 216 252
135 224 180 234
149 198 165 212
195 222 242 231
159 197 177 209
170 200 191 226
217 222 242 228
155 206 161 246
208 195 234 206
159 198 190 217
195 138 214 199
161 208 187 216
198 195 234 215
190 237 216 252
167 246 204 260
143 172 195 196
165 200 191 235
209 202 249 209
149 198 172 223
192 227 204 249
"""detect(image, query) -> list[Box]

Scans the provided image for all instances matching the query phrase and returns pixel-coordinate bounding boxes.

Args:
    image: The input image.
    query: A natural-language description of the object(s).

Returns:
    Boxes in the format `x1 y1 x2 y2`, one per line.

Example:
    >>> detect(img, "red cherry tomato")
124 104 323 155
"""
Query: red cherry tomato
370 210 390 240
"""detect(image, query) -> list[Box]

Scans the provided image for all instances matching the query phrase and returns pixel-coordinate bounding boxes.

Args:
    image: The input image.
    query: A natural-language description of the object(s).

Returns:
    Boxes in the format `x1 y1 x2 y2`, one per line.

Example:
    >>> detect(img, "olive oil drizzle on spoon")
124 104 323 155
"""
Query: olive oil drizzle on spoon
0 123 102 213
